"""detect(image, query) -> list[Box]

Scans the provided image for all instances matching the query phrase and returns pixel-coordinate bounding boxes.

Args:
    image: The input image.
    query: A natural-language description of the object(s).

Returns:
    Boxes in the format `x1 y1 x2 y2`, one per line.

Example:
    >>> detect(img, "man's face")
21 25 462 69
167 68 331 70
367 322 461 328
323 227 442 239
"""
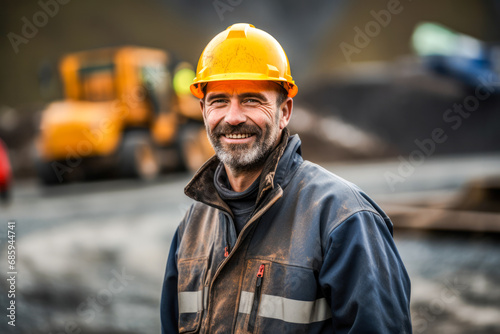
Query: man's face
201 80 291 173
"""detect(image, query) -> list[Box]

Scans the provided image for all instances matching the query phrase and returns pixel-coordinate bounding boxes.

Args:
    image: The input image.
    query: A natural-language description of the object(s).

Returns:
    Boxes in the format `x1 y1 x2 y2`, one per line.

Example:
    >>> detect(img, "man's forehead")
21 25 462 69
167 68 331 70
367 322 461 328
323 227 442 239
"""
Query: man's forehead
205 80 280 95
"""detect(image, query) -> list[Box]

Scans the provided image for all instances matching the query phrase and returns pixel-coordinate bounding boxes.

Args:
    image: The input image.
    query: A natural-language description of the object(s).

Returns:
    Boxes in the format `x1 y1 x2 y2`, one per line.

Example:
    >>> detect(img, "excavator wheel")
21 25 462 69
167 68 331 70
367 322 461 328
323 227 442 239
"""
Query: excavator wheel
119 131 160 180
180 124 212 173
35 158 63 185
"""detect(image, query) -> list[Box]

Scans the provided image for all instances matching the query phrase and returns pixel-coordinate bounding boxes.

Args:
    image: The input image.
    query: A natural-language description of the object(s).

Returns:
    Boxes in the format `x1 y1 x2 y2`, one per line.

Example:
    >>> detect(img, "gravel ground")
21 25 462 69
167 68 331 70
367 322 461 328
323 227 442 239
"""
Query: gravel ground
1 161 499 333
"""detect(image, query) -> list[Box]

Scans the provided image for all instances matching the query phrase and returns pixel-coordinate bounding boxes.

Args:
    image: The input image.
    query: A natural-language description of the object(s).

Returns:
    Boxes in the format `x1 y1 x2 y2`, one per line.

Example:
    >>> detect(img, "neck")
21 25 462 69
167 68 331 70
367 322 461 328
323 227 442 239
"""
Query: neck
224 165 262 192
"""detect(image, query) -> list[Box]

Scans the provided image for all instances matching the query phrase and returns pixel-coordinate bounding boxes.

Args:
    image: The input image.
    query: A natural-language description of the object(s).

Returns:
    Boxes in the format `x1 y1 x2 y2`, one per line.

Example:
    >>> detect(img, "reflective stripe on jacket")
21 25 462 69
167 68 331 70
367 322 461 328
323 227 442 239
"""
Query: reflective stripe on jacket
161 131 412 333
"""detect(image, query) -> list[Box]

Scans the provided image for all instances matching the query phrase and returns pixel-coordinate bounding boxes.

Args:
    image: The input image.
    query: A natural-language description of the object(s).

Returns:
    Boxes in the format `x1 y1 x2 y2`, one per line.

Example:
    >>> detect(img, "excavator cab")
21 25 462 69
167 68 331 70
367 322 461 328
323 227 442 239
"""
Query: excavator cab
35 46 212 184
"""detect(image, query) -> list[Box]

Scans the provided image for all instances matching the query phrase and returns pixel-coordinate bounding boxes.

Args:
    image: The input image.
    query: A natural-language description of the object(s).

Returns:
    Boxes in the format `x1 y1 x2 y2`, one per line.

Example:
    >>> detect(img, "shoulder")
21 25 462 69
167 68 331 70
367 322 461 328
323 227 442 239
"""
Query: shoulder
296 162 398 251
295 161 382 212
287 160 392 234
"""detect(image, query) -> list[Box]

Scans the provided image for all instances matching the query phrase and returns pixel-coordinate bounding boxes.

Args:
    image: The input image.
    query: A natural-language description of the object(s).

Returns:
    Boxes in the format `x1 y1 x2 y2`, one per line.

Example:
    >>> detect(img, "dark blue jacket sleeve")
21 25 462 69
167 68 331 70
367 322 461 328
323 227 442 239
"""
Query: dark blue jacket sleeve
160 228 180 334
319 211 412 333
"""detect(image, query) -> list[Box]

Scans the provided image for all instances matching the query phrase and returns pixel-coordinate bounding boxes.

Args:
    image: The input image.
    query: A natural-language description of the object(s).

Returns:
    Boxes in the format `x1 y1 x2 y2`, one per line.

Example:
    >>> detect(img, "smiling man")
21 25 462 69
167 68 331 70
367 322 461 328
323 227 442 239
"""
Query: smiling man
161 23 412 333
203 80 290 192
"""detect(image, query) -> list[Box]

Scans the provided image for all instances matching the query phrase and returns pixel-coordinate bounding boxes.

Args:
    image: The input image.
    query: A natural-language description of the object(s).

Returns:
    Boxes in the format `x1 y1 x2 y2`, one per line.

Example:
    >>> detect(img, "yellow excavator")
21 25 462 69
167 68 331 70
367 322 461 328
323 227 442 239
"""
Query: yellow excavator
35 46 213 184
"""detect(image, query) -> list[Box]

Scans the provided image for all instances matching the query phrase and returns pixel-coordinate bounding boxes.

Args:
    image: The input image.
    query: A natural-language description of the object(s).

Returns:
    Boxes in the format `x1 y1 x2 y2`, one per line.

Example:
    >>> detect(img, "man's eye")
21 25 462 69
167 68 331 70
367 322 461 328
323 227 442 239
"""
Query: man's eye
243 98 260 104
210 99 227 105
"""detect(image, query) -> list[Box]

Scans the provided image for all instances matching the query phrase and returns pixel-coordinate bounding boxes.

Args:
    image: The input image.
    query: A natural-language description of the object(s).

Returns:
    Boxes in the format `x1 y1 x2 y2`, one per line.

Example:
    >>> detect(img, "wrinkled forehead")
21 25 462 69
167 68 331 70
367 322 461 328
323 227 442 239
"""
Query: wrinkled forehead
205 80 282 97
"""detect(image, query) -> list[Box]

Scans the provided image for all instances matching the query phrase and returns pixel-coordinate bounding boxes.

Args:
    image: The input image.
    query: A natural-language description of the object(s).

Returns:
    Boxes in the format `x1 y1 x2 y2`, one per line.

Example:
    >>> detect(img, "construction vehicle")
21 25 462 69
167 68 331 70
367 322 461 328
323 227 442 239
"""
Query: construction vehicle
35 46 213 184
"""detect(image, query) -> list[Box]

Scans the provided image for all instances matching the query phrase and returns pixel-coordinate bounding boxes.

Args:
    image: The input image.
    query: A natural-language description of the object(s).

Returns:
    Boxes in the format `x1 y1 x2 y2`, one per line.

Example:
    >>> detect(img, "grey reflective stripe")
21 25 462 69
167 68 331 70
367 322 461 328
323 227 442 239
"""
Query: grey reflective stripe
239 291 332 324
178 286 209 314
203 286 208 311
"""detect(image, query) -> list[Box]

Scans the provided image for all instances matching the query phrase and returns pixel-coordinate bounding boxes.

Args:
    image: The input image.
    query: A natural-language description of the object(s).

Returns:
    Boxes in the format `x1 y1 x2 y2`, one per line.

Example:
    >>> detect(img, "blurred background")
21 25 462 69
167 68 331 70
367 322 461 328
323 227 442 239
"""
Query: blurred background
1 0 500 333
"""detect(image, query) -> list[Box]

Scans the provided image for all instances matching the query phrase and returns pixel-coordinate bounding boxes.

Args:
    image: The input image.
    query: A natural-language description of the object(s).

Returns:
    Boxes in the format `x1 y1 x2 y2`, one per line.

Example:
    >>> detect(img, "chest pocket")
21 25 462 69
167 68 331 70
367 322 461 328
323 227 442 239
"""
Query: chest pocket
177 257 208 333
236 259 332 333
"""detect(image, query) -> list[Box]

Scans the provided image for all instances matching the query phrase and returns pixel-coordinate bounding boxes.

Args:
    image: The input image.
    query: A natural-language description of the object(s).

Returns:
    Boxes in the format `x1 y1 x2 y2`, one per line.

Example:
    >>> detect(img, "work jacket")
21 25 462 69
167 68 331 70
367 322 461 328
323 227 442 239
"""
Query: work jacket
161 130 412 333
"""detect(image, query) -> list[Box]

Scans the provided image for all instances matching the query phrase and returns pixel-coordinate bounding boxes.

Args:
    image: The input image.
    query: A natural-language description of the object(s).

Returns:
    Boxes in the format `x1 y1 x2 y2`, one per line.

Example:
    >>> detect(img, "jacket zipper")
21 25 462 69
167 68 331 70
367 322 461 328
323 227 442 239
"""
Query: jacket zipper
248 264 265 333
224 217 231 258
205 187 283 331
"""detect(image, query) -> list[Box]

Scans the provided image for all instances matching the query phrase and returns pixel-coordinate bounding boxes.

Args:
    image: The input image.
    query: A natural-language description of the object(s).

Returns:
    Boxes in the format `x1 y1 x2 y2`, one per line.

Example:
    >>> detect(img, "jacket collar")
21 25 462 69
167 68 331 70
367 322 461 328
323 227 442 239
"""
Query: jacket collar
184 128 290 211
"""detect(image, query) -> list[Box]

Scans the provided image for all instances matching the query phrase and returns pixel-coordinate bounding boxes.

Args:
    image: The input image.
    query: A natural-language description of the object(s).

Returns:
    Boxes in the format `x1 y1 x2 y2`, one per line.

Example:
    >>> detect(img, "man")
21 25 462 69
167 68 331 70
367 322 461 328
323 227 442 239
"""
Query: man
161 23 412 333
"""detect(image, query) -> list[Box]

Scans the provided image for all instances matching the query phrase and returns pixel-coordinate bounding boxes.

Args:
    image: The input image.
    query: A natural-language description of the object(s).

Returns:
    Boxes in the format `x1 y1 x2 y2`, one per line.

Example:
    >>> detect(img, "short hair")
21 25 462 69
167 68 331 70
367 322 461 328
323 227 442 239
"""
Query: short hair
276 85 288 107
201 83 207 99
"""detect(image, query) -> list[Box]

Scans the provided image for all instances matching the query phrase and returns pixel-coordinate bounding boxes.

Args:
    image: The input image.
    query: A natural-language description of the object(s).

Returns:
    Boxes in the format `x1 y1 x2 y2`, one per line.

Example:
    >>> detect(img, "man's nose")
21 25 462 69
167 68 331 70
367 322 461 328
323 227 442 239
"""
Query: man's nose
224 101 246 126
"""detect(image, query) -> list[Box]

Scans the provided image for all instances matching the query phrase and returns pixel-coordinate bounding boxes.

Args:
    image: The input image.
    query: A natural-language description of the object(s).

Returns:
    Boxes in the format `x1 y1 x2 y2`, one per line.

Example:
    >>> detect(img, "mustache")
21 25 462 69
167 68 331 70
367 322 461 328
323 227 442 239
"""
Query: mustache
212 123 261 136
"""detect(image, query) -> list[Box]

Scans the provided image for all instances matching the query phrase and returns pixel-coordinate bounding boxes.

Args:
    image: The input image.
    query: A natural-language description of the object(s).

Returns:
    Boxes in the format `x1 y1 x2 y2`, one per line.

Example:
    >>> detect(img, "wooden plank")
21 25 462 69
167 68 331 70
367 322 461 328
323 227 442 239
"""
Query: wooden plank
383 204 500 233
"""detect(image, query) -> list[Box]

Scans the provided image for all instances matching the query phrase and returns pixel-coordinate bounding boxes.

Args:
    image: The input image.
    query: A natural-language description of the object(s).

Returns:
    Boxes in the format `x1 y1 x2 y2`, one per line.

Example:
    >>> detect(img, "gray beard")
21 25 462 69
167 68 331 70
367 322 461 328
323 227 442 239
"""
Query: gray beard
208 122 279 174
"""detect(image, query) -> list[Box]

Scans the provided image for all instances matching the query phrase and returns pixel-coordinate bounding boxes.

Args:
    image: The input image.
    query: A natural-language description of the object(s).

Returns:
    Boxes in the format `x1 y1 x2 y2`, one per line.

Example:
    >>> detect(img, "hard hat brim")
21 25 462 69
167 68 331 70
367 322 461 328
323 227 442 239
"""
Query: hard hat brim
190 78 297 99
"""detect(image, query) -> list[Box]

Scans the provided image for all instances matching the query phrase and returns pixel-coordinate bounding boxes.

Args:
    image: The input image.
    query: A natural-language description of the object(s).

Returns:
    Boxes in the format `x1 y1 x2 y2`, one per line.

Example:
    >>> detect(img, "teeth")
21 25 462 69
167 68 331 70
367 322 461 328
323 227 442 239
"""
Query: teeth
226 134 251 139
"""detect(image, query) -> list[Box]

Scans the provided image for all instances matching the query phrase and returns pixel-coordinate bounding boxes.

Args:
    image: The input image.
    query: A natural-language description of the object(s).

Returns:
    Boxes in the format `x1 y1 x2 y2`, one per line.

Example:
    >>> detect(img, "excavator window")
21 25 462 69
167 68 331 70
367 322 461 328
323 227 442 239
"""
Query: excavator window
78 63 115 102
140 64 170 115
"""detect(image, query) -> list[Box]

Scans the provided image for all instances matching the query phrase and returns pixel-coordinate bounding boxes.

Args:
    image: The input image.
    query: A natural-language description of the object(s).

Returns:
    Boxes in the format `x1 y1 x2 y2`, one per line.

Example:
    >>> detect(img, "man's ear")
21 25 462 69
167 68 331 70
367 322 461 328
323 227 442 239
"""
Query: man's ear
279 97 293 130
